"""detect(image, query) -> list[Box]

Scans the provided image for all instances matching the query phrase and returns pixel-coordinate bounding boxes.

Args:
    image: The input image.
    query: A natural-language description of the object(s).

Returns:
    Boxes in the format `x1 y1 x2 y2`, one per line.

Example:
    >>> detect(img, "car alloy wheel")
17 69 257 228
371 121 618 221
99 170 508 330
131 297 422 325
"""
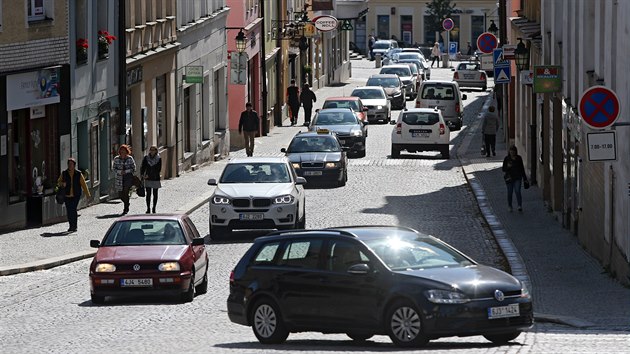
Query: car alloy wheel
386 300 428 347
251 299 289 344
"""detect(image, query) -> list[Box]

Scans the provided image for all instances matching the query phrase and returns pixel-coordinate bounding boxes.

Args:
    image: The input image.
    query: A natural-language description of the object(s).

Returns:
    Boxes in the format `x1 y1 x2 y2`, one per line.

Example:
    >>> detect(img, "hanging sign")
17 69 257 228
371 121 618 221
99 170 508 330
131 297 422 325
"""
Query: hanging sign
533 65 562 93
185 66 203 84
313 15 338 32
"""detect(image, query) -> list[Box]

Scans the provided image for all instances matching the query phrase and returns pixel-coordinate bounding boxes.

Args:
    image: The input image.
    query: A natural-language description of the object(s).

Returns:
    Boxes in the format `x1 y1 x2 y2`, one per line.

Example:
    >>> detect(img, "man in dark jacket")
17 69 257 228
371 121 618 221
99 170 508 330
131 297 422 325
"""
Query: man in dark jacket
286 79 300 126
239 102 260 156
299 83 317 126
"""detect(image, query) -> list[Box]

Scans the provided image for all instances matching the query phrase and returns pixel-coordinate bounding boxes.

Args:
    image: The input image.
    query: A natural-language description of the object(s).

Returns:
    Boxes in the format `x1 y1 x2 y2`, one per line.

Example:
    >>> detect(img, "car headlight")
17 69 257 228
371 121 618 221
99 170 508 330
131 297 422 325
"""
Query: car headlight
520 283 531 299
158 262 180 272
393 90 402 96
325 162 340 168
377 105 383 109
292 162 300 169
424 289 470 304
273 195 295 204
212 196 230 205
95 263 116 273
351 129 363 137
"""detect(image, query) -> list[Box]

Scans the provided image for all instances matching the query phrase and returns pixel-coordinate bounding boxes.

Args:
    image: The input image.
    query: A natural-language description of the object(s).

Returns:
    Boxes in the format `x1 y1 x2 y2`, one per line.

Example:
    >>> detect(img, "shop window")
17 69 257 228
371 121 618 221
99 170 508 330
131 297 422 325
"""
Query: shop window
89 121 100 186
213 70 221 131
424 16 434 44
471 16 484 50
183 87 192 153
156 75 167 148
400 15 413 46
377 15 389 40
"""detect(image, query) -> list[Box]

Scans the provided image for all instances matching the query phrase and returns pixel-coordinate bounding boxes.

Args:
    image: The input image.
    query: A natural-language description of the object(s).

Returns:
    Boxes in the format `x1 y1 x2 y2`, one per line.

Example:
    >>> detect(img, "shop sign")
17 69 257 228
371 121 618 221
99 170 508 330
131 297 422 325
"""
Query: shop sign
312 0 333 11
313 15 338 32
30 106 45 119
303 23 316 37
6 67 61 111
126 66 143 88
533 65 562 93
185 66 203 84
520 70 533 85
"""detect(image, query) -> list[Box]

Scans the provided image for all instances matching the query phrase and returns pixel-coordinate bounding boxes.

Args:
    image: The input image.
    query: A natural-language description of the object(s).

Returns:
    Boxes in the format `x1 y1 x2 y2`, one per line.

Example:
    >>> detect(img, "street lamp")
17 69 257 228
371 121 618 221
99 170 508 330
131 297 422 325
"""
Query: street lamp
514 38 530 71
235 29 247 53
487 20 499 36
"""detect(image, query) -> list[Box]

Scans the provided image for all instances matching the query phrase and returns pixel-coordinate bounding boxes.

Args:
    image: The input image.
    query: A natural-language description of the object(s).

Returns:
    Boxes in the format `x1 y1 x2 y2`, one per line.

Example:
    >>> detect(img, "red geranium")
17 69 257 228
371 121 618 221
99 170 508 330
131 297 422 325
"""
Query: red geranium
76 38 89 49
98 30 117 45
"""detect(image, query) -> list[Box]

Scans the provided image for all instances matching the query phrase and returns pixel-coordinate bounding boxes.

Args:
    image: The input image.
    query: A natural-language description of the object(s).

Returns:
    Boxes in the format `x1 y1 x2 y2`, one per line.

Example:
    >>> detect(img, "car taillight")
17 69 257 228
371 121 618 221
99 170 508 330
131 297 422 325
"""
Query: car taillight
453 72 459 80
396 123 402 134
480 72 486 80
229 270 234 285
455 103 460 114
415 101 421 108
439 123 445 135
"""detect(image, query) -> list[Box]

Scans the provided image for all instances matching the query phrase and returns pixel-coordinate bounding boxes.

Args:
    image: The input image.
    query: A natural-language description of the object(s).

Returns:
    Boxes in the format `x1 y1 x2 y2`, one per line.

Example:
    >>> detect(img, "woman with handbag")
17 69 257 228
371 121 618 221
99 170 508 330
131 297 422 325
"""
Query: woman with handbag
502 145 528 213
140 146 162 214
57 157 91 232
113 144 136 215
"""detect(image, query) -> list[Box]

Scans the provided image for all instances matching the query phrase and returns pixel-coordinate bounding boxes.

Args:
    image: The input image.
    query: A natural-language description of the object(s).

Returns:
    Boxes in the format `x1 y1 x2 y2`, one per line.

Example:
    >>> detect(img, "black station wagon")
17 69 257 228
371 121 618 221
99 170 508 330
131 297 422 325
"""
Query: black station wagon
227 226 533 347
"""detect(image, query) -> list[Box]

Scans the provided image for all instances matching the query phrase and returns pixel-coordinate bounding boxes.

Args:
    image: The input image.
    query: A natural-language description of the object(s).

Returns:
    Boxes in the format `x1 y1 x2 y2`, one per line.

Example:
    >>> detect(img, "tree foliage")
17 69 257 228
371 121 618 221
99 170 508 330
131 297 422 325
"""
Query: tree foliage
425 0 458 33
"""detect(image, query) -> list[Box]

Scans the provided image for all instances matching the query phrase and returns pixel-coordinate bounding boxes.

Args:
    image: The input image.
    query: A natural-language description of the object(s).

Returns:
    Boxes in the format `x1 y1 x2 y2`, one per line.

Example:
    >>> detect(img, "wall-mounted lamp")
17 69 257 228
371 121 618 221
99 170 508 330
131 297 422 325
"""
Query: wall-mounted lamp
514 38 530 71
488 20 499 35
235 29 247 53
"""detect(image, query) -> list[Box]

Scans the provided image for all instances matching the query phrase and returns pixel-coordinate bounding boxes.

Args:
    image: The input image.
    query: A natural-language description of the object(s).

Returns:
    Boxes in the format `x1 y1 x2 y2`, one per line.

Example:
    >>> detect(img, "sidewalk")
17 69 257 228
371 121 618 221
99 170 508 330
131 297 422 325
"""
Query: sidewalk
457 97 630 331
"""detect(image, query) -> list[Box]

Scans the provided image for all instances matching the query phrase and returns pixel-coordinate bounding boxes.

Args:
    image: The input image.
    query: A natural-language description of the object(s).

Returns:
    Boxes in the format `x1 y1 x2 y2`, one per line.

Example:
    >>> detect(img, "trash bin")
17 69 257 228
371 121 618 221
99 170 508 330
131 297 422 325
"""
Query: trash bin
375 54 382 68
441 54 449 68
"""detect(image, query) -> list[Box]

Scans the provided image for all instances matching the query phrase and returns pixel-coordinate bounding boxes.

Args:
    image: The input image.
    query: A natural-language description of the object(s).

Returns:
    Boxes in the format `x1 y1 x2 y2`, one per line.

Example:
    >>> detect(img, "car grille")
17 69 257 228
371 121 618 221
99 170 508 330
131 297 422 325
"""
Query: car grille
115 263 161 272
232 198 250 208
252 198 271 207
301 162 324 168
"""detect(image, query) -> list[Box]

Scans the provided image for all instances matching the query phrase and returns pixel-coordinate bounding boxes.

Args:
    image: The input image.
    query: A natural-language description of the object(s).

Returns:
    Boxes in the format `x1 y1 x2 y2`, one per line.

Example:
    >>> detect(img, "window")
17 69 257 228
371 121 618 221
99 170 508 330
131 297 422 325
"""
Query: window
134 0 142 26
27 0 45 22
423 16 434 44
0 0 3 32
327 240 369 272
183 87 191 153
471 16 485 49
156 75 166 148
252 242 281 265
280 240 323 269
377 15 389 40
400 15 412 45
89 121 99 186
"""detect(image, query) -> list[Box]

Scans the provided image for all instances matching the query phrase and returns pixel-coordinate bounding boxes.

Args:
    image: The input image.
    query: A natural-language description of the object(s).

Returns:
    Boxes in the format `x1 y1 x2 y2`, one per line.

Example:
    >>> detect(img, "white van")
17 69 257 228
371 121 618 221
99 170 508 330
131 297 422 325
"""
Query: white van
415 80 467 130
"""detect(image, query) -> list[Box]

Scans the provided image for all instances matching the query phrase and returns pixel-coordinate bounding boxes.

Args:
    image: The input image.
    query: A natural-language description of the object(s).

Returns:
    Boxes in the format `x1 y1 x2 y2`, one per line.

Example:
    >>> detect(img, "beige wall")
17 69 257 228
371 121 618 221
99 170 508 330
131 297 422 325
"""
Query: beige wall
0 0 68 44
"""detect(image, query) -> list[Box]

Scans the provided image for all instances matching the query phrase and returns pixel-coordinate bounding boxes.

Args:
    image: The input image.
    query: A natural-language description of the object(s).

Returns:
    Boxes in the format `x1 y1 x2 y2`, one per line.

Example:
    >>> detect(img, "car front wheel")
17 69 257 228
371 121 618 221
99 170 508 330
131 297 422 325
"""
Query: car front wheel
251 299 289 344
483 331 522 344
385 300 429 347
391 145 400 158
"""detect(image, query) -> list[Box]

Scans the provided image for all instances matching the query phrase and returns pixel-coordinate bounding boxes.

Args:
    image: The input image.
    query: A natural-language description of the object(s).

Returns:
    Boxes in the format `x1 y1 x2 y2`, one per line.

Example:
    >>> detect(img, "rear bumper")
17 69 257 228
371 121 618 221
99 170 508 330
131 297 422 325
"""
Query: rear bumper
394 143 448 153
296 169 344 183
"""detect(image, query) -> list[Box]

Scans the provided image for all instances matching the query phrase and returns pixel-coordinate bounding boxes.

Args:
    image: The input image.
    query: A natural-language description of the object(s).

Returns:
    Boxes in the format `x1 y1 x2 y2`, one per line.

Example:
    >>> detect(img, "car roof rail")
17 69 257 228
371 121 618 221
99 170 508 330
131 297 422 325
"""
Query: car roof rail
327 225 418 233
265 229 358 238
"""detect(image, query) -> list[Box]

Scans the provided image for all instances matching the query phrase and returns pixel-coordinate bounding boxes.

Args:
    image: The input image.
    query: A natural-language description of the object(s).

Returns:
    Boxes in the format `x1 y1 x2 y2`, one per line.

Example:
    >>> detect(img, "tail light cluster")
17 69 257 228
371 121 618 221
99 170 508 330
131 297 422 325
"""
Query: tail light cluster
455 103 461 114
396 123 402 134
453 72 459 80
229 270 235 285
480 72 487 80
439 123 446 135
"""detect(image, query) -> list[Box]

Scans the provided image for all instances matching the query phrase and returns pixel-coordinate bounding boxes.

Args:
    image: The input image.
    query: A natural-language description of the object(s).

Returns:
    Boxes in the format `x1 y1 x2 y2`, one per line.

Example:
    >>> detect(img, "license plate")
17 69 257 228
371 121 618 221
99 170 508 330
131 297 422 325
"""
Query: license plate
239 213 264 221
304 171 323 176
488 303 520 319
120 278 153 287
463 74 476 79
412 132 430 138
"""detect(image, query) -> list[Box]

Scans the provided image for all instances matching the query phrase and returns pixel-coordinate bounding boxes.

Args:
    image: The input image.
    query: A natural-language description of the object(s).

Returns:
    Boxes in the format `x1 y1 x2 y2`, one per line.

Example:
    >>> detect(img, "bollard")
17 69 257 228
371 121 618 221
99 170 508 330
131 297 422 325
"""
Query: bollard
375 54 382 68
442 54 449 68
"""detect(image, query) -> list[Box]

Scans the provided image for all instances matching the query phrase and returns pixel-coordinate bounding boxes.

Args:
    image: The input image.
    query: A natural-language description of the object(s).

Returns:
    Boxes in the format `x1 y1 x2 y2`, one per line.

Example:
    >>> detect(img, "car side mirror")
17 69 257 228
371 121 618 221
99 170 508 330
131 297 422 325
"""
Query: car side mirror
363 107 369 111
90 240 100 248
280 148 287 153
207 178 217 186
451 68 455 71
192 238 205 246
347 263 370 275
296 177 307 185
462 94 468 100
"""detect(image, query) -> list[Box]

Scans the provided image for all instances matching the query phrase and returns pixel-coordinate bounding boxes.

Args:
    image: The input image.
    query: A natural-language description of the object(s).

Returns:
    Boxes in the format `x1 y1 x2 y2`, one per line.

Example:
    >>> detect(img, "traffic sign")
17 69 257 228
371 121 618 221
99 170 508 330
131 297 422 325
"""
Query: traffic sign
502 44 517 60
480 54 493 70
492 48 504 65
477 32 498 54
449 42 458 58
443 18 454 31
587 131 617 161
494 64 511 84
579 86 620 129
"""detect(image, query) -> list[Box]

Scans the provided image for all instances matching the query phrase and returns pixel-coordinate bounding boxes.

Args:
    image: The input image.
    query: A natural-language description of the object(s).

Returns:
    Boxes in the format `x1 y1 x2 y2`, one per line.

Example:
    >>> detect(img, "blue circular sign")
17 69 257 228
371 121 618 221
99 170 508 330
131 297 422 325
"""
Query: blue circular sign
477 32 498 54
442 18 454 31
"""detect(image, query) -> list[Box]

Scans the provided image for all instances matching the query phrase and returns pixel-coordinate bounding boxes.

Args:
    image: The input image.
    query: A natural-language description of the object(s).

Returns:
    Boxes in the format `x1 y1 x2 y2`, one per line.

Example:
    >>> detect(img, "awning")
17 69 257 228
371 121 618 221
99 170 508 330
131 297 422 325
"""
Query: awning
510 16 542 50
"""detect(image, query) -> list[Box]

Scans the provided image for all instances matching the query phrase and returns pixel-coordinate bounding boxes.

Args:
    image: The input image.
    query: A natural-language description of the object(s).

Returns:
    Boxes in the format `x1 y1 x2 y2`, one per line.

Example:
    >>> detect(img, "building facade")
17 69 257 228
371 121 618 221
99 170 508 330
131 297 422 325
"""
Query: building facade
0 0 70 230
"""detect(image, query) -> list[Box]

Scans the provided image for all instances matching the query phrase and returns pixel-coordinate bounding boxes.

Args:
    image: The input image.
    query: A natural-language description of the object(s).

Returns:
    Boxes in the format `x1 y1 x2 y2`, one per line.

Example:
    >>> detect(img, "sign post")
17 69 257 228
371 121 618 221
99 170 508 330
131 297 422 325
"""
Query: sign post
442 18 454 68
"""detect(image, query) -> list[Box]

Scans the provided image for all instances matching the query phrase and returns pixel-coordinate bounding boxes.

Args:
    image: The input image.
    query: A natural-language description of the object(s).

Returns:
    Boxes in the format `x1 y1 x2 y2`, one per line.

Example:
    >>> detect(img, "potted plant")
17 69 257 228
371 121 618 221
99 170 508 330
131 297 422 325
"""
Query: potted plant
76 38 88 64
97 30 117 59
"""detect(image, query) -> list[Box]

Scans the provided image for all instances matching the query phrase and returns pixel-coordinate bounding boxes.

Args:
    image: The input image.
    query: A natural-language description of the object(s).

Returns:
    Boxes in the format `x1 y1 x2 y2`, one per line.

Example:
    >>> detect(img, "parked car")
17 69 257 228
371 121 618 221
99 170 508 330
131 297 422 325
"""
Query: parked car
207 157 306 239
379 65 417 100
366 74 406 110
372 39 398 59
391 107 451 159
322 96 368 123
350 86 391 123
227 225 534 347
382 48 403 65
396 52 431 79
452 62 488 91
309 108 367 157
282 130 348 187
89 214 208 304
415 80 467 130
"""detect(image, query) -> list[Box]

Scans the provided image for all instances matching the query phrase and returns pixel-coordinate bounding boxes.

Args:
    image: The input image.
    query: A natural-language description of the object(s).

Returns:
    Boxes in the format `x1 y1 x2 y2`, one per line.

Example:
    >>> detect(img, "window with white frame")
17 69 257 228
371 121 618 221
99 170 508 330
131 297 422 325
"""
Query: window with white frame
27 0 54 23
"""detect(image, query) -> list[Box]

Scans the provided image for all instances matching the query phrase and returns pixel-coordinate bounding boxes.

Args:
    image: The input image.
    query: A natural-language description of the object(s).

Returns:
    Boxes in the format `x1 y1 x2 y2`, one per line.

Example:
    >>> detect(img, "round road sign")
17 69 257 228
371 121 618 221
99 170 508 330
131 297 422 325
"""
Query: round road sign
442 18 454 31
579 86 620 129
477 32 498 54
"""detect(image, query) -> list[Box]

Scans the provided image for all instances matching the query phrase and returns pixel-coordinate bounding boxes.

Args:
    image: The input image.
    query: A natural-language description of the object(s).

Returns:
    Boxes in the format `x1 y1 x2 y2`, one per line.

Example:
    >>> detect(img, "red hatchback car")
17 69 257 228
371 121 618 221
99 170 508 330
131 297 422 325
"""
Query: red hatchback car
89 214 208 304
322 96 368 122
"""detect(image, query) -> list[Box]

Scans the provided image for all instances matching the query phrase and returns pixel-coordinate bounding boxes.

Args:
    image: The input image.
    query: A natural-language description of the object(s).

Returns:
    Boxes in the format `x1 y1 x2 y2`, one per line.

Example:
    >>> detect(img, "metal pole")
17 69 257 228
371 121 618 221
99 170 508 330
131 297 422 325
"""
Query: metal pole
259 0 268 136
498 0 508 144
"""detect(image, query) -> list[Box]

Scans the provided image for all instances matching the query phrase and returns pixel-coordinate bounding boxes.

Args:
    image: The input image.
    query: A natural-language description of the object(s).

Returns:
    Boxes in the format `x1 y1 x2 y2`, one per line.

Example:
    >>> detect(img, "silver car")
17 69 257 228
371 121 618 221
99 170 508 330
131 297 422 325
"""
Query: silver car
350 86 391 123
452 62 488 91
379 64 416 99
207 157 306 239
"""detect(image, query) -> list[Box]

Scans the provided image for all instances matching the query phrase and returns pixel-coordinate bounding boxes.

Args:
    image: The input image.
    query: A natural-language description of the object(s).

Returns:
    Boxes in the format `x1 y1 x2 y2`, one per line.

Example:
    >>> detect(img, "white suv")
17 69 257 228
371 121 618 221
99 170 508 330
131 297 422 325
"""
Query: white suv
391 108 451 159
207 157 306 239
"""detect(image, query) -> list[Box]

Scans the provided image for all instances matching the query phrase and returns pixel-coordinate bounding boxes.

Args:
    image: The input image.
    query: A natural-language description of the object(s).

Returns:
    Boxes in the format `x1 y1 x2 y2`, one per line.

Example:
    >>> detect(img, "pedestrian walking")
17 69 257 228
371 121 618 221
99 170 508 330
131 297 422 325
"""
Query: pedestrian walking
481 106 500 157
368 35 375 60
140 146 162 214
502 145 529 213
466 41 473 56
239 102 260 157
57 157 91 232
113 144 136 215
300 83 317 126
431 42 441 68
286 79 300 125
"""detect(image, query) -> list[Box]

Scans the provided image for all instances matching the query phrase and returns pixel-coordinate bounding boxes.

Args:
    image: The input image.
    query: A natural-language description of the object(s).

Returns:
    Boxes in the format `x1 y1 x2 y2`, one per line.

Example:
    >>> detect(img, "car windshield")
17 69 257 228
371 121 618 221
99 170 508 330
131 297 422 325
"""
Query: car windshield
421 85 455 100
351 89 386 99
288 136 340 153
220 163 291 183
314 111 358 125
405 64 418 74
103 220 186 246
398 53 422 60
380 67 411 77
373 42 390 49
365 235 473 270
323 100 360 112
402 112 440 125
366 78 400 88
458 63 480 71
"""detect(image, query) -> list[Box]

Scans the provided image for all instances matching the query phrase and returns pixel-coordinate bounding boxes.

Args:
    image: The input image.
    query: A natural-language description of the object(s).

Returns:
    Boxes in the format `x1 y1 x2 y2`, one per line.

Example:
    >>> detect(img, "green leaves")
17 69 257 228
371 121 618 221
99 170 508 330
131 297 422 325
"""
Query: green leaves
425 0 458 33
